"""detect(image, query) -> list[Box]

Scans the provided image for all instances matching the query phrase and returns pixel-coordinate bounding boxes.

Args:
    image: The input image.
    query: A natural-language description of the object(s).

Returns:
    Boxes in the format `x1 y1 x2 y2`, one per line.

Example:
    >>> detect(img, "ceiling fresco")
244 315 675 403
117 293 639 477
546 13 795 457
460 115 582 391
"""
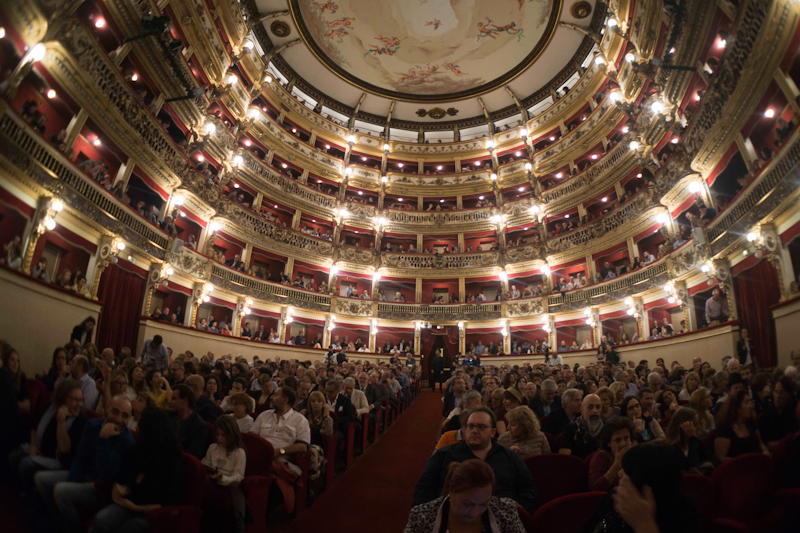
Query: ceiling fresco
290 0 561 102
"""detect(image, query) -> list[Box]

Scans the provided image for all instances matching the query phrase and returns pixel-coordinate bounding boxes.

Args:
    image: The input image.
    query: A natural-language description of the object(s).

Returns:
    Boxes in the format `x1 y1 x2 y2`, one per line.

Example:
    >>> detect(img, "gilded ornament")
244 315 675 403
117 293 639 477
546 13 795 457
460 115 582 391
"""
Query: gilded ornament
271 20 292 37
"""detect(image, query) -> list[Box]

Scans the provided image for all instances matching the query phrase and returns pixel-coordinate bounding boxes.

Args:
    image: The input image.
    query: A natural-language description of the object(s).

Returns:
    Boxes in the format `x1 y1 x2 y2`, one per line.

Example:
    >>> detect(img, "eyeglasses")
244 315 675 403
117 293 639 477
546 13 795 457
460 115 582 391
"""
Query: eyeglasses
466 424 491 432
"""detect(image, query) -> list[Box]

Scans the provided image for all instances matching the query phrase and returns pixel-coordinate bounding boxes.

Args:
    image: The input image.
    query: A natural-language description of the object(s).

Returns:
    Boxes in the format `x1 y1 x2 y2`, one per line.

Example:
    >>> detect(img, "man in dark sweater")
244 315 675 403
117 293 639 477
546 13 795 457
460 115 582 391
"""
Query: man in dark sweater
559 394 603 459
187 375 218 423
542 388 583 436
167 384 209 459
413 407 536 511
44 396 134 533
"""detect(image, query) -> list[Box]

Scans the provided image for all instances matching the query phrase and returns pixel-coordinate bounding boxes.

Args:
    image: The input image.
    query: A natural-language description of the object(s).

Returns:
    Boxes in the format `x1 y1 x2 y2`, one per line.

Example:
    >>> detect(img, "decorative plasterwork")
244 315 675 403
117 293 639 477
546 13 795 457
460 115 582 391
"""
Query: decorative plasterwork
169 0 231 85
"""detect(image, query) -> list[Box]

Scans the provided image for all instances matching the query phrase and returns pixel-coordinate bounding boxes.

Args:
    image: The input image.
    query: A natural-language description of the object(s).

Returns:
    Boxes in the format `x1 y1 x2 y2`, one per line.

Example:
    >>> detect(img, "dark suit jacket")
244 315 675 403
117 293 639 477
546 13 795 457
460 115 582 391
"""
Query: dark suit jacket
541 407 572 436
442 391 462 416
432 356 444 373
365 383 389 410
529 395 562 420
71 325 93 346
167 411 209 459
330 394 354 428
195 394 219 423
737 339 753 365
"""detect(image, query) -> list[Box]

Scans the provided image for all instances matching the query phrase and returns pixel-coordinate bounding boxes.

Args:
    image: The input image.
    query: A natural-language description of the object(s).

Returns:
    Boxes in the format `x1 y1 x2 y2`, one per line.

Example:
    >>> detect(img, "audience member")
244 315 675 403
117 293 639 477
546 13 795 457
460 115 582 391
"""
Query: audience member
497 405 550 456
588 416 634 491
167 384 209 459
203 415 247 533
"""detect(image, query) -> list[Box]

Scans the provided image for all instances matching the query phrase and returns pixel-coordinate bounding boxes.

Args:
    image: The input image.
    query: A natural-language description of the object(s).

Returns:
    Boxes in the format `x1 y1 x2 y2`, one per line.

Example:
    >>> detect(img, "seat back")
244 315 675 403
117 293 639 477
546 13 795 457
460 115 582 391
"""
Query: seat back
242 432 274 477
712 453 773 523
180 452 207 507
529 492 606 533
204 421 216 448
27 379 47 414
543 431 556 452
682 474 714 524
523 453 587 508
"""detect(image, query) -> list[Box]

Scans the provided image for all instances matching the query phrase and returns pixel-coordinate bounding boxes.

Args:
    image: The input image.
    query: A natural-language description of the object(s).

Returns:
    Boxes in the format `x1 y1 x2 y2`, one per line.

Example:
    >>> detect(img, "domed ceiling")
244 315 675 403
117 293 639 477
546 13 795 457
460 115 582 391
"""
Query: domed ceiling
252 0 598 123
289 0 560 101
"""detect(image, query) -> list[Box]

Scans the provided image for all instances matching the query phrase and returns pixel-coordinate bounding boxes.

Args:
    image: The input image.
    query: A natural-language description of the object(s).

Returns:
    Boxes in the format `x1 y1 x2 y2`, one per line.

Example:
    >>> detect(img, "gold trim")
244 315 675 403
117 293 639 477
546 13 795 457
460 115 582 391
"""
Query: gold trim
287 0 564 103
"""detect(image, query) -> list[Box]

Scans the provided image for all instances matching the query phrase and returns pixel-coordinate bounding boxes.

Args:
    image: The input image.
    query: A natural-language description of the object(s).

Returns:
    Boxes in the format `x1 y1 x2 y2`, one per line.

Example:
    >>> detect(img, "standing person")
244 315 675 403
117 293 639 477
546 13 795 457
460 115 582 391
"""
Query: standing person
203 416 247 533
139 335 169 371
91 409 185 533
736 328 754 366
71 317 96 347
431 349 444 392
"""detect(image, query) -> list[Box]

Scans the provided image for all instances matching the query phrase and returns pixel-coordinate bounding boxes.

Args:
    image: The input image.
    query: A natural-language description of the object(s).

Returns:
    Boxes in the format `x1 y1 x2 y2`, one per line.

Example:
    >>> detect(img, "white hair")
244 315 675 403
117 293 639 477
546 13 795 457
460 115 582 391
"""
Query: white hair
786 366 798 378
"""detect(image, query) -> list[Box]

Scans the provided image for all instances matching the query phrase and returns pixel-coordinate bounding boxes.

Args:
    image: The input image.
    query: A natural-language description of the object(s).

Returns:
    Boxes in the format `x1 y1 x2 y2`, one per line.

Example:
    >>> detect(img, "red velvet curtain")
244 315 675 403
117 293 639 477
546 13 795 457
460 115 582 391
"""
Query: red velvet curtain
734 259 781 368
96 264 146 354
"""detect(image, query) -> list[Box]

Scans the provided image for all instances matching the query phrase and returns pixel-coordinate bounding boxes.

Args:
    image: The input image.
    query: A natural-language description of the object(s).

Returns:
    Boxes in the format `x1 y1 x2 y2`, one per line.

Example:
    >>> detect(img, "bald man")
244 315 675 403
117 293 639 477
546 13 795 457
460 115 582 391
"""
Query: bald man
559 394 603 459
187 374 217 423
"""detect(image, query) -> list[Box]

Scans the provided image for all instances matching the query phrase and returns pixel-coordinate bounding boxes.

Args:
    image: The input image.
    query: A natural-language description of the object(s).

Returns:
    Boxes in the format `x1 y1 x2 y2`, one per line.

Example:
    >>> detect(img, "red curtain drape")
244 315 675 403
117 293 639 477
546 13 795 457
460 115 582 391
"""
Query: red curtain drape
734 259 781 368
96 264 146 354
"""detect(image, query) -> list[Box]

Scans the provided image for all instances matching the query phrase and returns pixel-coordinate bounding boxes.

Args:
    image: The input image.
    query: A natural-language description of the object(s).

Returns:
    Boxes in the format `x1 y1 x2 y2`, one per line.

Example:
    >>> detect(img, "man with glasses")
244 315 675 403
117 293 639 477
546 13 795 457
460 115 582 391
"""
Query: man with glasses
412 406 536 511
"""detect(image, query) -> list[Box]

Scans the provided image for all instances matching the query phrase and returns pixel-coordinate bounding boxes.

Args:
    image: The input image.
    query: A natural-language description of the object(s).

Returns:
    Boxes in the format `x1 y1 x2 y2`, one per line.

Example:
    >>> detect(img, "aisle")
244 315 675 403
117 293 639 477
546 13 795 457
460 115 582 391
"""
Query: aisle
276 390 444 533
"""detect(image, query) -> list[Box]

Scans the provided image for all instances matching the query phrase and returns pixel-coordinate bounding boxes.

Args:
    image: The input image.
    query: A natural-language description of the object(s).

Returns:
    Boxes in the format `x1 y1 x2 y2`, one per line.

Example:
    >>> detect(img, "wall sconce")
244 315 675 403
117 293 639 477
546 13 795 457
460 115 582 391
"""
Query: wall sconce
500 319 508 337
197 282 214 303
372 271 381 281
371 318 378 335
285 306 294 324
457 321 464 330
485 139 495 151
37 198 64 234
542 314 551 333
520 128 528 139
327 314 336 331
347 134 356 145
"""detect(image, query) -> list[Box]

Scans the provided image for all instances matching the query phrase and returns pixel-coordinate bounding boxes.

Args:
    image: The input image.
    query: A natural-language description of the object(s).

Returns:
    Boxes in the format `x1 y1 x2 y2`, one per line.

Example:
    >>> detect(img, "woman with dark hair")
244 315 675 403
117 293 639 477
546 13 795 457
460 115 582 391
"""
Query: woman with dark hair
759 376 799 450
205 374 223 404
751 372 774 415
580 444 701 533
404 459 525 533
128 392 156 432
665 407 715 474
70 316 96 347
93 409 185 533
128 364 147 395
1 344 29 414
497 388 523 434
588 416 634 491
145 369 172 410
714 390 768 462
42 347 69 391
9 379 86 492
620 395 664 443
654 388 679 423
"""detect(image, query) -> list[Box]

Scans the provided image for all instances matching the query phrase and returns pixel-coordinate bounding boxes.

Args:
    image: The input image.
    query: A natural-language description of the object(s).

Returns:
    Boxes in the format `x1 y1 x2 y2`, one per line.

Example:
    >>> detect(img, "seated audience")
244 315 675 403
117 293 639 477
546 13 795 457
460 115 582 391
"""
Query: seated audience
620 395 665 443
2 344 29 414
166 384 209 459
227 392 254 433
714 390 768 462
413 407 536 511
497 405 550 456
665 407 715 474
301 390 333 481
588 416 634 491
559 394 603 459
187 374 218 423
91 408 184 533
689 387 715 440
146 369 172 410
203 416 247 533
405 459 525 533
542 388 582 436
759 376 799 449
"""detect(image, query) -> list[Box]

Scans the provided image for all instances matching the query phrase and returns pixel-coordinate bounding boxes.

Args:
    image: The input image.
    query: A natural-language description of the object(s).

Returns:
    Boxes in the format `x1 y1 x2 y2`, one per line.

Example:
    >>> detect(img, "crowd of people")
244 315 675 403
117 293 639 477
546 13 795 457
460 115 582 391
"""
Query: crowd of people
407 350 800 532
1 330 421 533
1 236 94 299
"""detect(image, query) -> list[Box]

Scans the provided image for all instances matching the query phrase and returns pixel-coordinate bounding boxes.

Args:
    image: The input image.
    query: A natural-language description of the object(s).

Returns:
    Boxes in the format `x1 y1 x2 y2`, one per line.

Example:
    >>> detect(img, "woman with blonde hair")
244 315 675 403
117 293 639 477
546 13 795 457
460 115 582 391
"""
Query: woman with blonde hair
679 371 701 401
596 387 620 421
689 388 715 439
301 390 333 481
497 406 550 456
608 381 626 406
304 368 318 386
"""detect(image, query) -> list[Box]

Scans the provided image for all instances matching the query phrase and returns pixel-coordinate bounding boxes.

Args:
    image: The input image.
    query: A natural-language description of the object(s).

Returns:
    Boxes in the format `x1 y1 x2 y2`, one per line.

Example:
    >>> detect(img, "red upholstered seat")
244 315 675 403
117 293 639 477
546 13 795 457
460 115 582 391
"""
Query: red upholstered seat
27 378 47 414
147 453 206 533
682 474 715 525
527 492 606 533
523 453 587 509
204 421 216 448
543 432 557 452
84 408 103 419
771 431 797 488
712 453 772 524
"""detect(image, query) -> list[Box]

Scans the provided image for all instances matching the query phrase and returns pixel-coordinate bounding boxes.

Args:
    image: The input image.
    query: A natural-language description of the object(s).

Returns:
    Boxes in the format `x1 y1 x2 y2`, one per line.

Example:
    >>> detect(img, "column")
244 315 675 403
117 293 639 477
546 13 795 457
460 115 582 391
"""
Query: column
234 298 246 336
113 158 134 188
590 307 601 347
242 243 253 266
459 323 466 355
459 278 466 303
323 314 333 348
63 109 89 156
585 255 597 283
457 233 464 252
712 259 738 321
21 197 52 274
614 182 626 200
371 275 380 300
456 196 463 209
673 281 695 332
253 193 263 211
416 277 422 303
634 297 649 340
775 69 800 115
328 268 338 294
279 306 290 343
627 237 639 261
577 203 587 222
417 234 423 252
417 197 424 211
299 169 309 184
284 257 294 277
414 326 422 356
734 134 758 172
369 321 377 353
187 282 205 327
89 236 123 300
547 316 556 351
502 321 511 353
291 210 302 230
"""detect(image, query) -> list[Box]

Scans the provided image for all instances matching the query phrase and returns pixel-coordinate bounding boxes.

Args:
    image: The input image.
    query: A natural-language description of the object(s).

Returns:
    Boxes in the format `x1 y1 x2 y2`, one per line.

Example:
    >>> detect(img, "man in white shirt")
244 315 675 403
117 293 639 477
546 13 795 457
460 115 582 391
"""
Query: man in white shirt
344 377 370 416
250 387 310 476
510 285 521 299
140 335 170 371
69 355 99 410
549 352 563 366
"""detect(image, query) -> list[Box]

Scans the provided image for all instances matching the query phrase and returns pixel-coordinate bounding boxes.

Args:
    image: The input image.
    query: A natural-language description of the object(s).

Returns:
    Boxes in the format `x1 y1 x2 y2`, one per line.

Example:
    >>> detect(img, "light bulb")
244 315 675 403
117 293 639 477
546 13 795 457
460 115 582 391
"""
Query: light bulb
601 197 608 202
607 18 618 27
209 221 220 232
492 215 501 223
245 308 251 315
541 265 550 274
233 183 240 188
173 196 184 206
203 295 210 302
555 173 563 178
530 205 540 214
227 74 238 85
765 109 775 118
627 308 634 315
204 123 216 134
339 208 349 217
622 126 629 134
629 141 640 150
131 73 138 82
490 173 497 181
688 182 701 193
0 27 5 39
668 297 676 304
437 165 443 170
46 89 56 99
45 217 56 230
383 143 390 151
51 199 63 212
624 297 633 305
244 40 254 50
565 214 570 219
701 265 711 273
549 136 556 141
330 266 339 275
197 155 205 162
520 128 528 138
378 217 388 225
244 139 251 146
30 43 46 62
610 91 622 102
594 55 606 65
457 321 464 329
233 155 243 166
166 267 174 276
625 52 636 63
518 187 524 192
347 134 356 144
651 101 663 113
499 271 508 281
485 139 495 149
584 309 591 316
746 232 757 242
116 241 126 250
93 138 102 146
525 162 532 171
263 75 272 84
381 176 388 183
656 213 668 224
94 18 106 29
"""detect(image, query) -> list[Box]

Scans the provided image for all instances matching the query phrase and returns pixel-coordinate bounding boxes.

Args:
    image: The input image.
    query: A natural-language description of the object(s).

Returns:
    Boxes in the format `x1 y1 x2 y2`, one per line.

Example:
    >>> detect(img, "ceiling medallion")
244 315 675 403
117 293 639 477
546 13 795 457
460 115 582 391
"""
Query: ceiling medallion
570 1 592 19
417 107 458 119
271 20 292 38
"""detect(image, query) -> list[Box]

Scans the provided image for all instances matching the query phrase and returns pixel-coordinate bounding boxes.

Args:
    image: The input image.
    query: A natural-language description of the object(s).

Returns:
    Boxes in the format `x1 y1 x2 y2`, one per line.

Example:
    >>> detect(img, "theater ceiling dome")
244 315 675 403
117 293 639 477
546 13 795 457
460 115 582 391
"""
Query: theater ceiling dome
252 0 598 122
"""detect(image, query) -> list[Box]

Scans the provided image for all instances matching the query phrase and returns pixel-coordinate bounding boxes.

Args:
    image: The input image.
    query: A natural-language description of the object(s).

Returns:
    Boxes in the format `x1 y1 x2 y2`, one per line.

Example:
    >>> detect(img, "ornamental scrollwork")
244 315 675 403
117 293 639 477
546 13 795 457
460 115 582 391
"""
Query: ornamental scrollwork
337 247 376 265
505 243 545 263
336 299 373 317
168 248 210 280
506 299 544 318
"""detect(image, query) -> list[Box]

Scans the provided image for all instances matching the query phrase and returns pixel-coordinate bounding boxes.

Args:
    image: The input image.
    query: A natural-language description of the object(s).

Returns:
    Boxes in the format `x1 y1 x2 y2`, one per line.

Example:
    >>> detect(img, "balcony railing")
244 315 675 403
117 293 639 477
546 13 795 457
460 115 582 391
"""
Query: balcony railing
376 302 503 321
0 109 171 259
380 251 501 270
